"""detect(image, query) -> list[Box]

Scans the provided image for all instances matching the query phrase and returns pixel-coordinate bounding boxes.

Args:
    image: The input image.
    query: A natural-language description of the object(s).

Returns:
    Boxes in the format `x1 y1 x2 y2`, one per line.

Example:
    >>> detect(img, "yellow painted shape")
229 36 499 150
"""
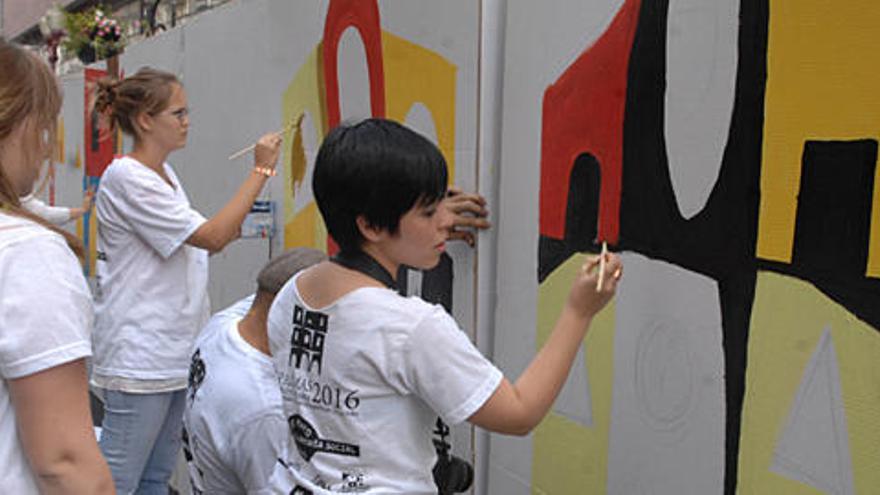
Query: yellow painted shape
57 117 65 163
532 254 616 494
74 145 82 169
281 43 328 250
738 271 880 494
381 31 457 183
283 202 327 252
757 0 880 267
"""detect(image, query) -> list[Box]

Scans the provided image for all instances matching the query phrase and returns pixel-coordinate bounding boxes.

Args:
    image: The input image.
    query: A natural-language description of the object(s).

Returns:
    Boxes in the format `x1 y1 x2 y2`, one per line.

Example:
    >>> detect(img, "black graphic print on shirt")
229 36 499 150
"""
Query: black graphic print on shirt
289 414 360 462
188 348 206 402
289 305 329 374
182 426 205 494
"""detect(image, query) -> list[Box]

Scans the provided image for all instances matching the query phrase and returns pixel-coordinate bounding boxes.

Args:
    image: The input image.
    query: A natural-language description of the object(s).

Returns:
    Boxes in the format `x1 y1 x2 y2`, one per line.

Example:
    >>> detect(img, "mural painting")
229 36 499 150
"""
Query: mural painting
498 0 880 493
47 0 879 492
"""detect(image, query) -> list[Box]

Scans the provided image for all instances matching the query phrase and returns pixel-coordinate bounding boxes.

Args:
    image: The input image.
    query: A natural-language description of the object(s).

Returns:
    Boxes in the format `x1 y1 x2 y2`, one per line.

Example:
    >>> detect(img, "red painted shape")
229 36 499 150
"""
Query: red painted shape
539 0 641 244
321 0 386 254
84 68 115 178
322 0 386 129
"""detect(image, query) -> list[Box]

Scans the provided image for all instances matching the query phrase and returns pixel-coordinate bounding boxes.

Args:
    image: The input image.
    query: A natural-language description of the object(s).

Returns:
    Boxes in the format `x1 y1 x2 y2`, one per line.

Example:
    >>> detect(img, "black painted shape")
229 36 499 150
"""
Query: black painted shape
421 253 454 313
792 139 877 279
759 259 880 331
565 154 602 251
537 153 602 282
398 252 454 314
538 236 575 283
620 0 766 281
619 1 768 494
718 269 757 495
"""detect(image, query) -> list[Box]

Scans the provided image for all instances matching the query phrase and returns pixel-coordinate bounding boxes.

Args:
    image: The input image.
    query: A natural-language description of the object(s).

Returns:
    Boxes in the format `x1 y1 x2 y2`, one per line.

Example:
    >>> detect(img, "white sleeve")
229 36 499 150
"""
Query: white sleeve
21 195 71 225
0 235 93 379
228 413 288 494
401 306 503 425
104 169 206 259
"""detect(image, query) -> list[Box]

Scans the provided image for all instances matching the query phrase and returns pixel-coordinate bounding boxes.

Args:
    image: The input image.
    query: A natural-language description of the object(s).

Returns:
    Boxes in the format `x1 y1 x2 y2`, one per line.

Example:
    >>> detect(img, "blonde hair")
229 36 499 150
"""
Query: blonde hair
93 67 179 139
0 39 83 258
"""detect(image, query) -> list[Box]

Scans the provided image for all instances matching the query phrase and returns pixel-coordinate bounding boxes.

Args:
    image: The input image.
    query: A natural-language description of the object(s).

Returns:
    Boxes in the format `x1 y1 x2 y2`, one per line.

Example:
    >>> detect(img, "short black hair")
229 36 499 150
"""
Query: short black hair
312 118 448 252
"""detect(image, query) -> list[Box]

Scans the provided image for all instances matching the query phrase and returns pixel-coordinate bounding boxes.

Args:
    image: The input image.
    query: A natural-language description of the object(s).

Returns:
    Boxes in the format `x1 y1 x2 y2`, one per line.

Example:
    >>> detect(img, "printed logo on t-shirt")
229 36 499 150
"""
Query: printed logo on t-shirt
188 349 206 403
289 305 329 374
289 414 360 462
283 375 361 416
290 486 313 495
182 426 205 494
339 470 368 493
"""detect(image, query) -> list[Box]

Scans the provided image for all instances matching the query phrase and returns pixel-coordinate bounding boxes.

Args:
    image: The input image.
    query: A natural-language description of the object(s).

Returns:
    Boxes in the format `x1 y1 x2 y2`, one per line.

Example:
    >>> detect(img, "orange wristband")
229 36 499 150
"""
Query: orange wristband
254 166 276 177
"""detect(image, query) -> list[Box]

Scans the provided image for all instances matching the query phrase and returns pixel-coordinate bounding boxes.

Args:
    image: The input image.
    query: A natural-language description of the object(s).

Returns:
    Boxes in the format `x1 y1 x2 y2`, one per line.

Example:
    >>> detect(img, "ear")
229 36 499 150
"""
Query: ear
356 215 386 243
134 111 153 135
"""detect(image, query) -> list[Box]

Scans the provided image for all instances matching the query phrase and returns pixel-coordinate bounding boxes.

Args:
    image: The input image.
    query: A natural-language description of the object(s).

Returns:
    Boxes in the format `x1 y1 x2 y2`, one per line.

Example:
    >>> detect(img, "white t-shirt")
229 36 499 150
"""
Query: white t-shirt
93 156 209 390
0 213 93 493
183 295 287 495
267 271 503 494
20 194 71 224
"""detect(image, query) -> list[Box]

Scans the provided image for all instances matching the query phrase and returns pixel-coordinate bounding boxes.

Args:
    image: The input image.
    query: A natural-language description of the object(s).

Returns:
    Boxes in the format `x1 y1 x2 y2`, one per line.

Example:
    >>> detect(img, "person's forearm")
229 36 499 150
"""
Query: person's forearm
67 207 86 222
34 451 115 495
511 305 591 431
193 171 268 252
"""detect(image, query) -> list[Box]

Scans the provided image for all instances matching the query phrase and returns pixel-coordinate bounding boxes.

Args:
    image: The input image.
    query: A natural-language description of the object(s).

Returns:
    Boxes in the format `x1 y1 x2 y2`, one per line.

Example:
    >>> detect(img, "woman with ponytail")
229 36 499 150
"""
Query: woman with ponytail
89 67 281 493
0 39 114 494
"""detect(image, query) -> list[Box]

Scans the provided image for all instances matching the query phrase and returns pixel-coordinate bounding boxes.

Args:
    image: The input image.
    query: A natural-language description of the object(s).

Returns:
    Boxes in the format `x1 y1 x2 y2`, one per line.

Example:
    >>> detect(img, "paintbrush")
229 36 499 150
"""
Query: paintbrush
227 113 304 161
597 241 608 292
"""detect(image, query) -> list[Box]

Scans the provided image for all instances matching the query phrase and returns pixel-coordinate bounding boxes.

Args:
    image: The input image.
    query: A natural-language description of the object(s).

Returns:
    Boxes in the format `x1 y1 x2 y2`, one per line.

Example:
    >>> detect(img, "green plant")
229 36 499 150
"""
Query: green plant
62 6 126 62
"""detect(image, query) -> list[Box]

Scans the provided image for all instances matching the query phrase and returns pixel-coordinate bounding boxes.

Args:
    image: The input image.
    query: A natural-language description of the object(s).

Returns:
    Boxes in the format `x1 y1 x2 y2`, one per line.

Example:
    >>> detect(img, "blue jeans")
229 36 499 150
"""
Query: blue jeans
99 389 186 495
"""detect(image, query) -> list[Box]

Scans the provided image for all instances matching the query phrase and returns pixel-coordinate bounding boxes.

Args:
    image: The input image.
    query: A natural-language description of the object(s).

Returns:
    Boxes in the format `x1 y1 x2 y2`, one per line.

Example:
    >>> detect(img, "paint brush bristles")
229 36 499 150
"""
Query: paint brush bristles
597 241 608 292
227 113 304 161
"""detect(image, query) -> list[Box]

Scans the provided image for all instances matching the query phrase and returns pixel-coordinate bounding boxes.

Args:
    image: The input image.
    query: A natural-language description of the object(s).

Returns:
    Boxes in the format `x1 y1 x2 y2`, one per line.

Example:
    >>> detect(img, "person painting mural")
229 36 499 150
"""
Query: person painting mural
90 67 282 494
0 38 114 494
267 118 622 493
182 192 490 494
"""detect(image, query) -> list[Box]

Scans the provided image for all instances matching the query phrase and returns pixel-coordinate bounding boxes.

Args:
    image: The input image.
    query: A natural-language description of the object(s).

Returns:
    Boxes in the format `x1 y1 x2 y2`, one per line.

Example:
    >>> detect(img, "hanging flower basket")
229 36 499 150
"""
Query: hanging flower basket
62 6 126 64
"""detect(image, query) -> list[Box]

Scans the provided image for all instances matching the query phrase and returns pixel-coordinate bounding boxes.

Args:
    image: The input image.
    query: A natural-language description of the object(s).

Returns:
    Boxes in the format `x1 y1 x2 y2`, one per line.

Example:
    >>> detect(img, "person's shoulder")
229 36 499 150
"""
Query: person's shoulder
195 309 237 350
101 155 131 177
102 156 161 186
0 213 67 252
350 289 451 329
97 156 129 188
0 215 85 294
